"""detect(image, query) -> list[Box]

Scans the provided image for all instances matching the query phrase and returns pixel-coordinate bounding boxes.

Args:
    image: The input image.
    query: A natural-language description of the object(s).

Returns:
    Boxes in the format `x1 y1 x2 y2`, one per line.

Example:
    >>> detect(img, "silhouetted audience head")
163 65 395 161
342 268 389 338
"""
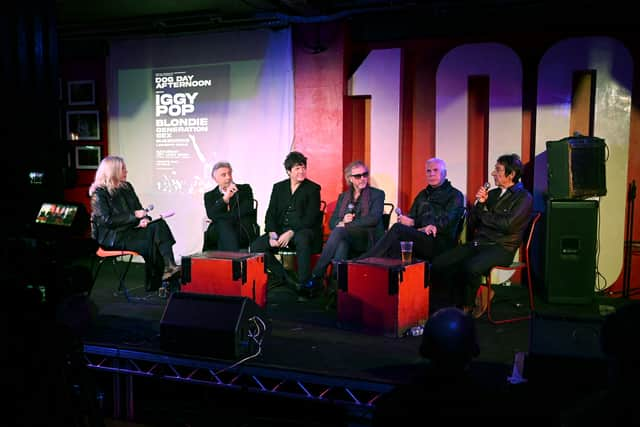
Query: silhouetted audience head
420 307 480 372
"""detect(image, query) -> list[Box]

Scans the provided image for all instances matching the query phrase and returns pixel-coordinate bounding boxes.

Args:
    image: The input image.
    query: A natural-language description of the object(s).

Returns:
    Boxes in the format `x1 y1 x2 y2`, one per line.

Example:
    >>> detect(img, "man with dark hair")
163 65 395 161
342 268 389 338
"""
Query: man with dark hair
251 151 322 296
431 153 533 317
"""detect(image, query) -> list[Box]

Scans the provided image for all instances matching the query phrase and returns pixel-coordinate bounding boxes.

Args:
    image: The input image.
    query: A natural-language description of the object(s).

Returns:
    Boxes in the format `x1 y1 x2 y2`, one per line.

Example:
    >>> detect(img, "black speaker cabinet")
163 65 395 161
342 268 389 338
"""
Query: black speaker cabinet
160 292 267 360
544 200 597 304
526 309 609 387
529 309 605 360
546 136 607 199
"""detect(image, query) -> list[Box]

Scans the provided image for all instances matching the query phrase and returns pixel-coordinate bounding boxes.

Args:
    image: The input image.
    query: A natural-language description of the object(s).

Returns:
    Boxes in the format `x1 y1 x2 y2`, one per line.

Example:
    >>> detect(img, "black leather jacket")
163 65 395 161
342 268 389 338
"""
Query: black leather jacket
90 182 144 248
408 179 465 245
469 182 533 252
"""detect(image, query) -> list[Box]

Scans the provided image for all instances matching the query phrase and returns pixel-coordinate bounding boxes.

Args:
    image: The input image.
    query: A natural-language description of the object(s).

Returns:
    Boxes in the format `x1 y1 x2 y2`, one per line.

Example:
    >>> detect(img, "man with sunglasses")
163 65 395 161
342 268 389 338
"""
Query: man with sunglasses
304 160 385 294
358 158 465 263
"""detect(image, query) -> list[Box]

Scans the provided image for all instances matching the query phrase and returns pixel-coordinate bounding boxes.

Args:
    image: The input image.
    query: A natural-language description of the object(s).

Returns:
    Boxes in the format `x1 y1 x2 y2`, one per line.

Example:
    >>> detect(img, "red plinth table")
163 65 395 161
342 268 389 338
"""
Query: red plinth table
336 257 429 337
181 251 267 308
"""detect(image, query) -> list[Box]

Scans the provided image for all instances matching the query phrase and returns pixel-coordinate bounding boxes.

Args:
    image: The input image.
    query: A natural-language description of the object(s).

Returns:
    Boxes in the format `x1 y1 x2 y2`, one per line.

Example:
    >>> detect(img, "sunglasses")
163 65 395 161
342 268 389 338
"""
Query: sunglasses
351 172 369 179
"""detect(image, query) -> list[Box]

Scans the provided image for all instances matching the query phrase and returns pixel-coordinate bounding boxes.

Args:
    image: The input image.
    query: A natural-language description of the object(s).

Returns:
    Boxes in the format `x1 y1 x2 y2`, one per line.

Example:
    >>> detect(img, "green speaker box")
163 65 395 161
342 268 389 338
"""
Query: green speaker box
544 200 597 304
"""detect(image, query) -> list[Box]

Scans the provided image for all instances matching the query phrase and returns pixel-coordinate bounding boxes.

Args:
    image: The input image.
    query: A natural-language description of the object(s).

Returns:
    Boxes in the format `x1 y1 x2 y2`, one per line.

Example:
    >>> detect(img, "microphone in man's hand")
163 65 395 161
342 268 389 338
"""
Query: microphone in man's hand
346 203 355 215
395 207 403 217
144 204 154 213
228 182 238 195
475 182 491 203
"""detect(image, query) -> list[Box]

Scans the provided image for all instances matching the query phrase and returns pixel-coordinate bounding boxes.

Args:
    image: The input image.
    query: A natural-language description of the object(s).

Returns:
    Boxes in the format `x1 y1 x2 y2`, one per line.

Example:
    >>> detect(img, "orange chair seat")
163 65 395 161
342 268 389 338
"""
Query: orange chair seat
96 247 140 257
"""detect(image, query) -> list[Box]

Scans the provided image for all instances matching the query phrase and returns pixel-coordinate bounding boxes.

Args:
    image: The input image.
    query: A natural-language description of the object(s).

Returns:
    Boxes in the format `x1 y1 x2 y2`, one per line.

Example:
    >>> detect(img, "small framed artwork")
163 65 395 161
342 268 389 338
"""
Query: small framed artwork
75 145 102 170
68 80 95 105
66 110 100 140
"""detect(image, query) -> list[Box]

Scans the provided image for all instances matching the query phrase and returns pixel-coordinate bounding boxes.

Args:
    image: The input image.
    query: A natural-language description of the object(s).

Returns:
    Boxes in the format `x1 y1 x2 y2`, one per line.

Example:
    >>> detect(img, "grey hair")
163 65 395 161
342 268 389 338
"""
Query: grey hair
344 160 368 186
211 161 232 177
426 157 447 177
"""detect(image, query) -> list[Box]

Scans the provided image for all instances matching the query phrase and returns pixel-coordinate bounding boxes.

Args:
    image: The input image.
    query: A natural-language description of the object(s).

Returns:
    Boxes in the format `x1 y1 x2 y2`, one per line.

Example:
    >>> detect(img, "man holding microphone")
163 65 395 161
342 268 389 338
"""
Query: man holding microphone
430 153 533 317
305 160 385 293
203 161 258 251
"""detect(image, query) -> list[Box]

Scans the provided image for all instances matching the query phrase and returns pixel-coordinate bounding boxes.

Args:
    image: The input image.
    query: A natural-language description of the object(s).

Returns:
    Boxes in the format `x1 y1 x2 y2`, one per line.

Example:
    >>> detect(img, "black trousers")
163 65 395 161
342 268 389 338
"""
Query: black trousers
204 220 249 251
251 228 316 285
360 223 435 261
430 242 514 309
113 219 176 291
311 227 370 279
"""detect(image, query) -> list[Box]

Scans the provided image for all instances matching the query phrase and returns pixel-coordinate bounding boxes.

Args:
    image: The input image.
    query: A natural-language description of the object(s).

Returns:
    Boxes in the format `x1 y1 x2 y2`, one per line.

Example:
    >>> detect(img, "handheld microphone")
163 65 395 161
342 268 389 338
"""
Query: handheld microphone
395 207 403 216
144 204 154 212
475 182 491 204
225 182 238 196
346 203 355 214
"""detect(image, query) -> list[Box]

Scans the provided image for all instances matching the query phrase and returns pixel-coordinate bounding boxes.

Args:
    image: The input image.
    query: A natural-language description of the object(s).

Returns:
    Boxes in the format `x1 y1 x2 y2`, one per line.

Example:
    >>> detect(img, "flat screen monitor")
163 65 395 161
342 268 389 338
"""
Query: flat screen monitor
35 202 78 227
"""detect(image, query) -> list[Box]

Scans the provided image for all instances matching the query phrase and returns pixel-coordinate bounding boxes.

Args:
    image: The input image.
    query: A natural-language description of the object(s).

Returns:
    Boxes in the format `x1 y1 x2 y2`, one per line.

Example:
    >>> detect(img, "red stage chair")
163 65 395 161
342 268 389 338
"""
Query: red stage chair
481 212 541 324
93 247 140 301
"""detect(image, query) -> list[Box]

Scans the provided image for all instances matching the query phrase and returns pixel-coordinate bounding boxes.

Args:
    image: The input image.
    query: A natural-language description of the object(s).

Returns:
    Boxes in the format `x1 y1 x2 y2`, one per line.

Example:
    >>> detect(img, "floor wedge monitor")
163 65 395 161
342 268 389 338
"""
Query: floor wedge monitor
160 292 268 360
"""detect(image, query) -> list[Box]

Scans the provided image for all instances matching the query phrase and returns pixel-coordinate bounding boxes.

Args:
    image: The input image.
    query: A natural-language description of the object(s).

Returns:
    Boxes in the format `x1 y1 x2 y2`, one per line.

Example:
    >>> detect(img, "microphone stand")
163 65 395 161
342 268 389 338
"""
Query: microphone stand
622 180 636 298
235 189 252 250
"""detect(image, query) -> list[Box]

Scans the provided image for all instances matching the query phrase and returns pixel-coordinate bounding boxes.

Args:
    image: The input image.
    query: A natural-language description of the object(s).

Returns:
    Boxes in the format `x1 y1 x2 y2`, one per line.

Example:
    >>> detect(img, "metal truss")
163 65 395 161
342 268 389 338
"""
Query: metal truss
83 344 394 421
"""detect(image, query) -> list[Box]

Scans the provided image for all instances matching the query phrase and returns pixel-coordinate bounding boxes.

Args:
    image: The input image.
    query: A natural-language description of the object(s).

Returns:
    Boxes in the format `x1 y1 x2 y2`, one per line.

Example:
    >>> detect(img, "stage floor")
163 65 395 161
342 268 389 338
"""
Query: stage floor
82 258 533 386
47 255 640 426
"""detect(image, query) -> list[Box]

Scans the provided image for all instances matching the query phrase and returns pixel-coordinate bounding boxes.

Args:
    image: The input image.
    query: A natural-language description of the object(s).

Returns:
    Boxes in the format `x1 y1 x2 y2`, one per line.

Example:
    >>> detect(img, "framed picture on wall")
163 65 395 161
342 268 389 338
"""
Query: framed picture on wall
66 110 100 140
68 80 95 105
75 145 102 169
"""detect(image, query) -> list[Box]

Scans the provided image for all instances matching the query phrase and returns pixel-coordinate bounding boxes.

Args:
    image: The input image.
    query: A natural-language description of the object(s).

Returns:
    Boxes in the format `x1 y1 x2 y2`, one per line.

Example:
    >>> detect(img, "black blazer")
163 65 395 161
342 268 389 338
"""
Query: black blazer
329 186 386 244
265 178 322 237
90 182 144 248
203 183 259 243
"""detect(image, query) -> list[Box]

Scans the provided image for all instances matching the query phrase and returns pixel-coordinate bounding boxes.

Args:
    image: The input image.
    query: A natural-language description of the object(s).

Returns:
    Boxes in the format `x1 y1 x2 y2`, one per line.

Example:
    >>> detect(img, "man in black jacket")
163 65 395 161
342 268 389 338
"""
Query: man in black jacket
203 161 258 251
431 153 533 317
251 151 322 293
359 158 464 262
305 160 385 291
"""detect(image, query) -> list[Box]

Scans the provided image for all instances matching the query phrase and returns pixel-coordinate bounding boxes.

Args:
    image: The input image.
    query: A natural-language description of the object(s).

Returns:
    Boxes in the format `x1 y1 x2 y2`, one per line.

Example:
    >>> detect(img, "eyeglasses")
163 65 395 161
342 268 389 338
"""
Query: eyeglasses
493 166 506 174
350 172 369 179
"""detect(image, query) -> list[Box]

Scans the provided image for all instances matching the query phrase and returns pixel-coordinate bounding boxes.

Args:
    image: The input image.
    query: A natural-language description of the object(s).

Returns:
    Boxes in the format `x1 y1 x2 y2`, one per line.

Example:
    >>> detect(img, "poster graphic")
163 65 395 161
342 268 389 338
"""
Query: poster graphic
153 65 229 193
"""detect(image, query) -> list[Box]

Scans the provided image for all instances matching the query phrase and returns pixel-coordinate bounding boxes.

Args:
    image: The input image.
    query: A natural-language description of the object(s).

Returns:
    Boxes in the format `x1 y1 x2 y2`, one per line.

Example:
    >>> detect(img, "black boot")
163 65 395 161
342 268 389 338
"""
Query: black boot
298 275 324 301
162 252 181 280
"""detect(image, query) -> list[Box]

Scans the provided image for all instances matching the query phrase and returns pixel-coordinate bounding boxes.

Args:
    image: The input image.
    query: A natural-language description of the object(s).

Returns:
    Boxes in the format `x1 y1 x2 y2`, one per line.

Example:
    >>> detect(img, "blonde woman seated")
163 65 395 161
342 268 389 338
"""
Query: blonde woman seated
89 155 179 291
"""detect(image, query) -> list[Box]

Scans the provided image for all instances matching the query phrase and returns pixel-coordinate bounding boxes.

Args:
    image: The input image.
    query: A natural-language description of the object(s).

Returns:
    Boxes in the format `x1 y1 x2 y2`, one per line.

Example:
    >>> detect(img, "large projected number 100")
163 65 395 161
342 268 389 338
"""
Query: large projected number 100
352 38 632 287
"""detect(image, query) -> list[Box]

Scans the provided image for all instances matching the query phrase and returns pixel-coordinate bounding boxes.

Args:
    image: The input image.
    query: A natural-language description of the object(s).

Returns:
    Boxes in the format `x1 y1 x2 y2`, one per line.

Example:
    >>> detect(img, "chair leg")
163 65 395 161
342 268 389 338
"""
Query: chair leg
117 254 135 302
89 257 107 296
486 279 530 325
101 254 135 302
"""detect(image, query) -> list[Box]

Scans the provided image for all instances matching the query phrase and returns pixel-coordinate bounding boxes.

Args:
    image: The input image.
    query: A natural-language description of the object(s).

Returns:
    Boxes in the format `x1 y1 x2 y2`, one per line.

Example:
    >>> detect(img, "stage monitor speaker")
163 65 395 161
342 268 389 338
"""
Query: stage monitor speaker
526 310 608 387
160 292 268 360
546 135 607 199
544 200 597 304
